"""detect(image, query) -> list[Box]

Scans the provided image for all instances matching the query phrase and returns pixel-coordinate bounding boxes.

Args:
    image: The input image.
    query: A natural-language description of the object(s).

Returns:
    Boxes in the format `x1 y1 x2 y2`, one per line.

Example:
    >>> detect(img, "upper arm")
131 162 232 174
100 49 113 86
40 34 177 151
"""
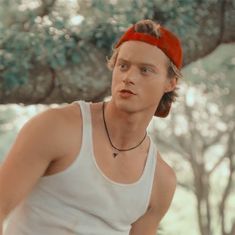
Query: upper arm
0 108 68 219
130 152 177 235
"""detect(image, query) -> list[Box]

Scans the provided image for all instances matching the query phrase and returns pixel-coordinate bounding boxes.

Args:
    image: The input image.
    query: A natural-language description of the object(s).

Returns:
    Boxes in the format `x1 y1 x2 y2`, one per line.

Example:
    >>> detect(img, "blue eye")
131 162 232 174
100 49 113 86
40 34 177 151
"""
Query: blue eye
118 63 128 71
141 67 152 74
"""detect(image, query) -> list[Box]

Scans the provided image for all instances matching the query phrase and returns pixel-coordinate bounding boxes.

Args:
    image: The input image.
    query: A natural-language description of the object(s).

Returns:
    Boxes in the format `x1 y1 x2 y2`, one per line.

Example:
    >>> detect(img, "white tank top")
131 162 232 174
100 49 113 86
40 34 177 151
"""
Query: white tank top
4 100 157 235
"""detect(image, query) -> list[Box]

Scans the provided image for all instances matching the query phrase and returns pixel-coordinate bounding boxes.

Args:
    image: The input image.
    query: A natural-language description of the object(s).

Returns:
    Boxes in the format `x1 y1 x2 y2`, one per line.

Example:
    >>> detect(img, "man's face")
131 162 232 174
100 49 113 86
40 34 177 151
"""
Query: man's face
111 41 176 115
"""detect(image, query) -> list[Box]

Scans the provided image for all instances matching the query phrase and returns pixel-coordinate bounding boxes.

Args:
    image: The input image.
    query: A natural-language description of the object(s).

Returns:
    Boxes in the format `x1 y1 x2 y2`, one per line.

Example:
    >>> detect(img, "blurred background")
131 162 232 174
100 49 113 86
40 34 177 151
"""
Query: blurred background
0 0 234 235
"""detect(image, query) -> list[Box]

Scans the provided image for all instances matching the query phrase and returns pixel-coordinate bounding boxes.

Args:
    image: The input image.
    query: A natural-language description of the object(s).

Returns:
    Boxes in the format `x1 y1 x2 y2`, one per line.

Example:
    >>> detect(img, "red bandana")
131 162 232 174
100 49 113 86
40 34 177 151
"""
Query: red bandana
115 25 183 69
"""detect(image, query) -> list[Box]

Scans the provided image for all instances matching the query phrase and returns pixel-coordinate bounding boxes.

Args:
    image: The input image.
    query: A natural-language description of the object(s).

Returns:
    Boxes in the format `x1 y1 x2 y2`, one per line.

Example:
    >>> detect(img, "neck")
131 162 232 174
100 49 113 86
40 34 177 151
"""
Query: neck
103 100 153 149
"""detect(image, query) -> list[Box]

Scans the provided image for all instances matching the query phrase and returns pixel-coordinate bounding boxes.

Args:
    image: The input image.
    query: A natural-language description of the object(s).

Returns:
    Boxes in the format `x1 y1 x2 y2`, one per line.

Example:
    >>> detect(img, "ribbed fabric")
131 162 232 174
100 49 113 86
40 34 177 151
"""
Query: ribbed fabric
4 100 157 235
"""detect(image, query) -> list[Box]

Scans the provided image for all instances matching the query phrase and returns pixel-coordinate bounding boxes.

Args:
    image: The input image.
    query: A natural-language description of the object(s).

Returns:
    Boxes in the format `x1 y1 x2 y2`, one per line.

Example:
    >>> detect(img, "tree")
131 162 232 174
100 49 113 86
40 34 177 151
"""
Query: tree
0 0 234 104
151 44 235 235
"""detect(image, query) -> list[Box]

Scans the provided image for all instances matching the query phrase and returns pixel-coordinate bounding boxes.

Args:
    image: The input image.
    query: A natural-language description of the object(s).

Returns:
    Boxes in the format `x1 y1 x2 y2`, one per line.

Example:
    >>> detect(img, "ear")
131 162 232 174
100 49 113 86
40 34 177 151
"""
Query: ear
164 77 177 93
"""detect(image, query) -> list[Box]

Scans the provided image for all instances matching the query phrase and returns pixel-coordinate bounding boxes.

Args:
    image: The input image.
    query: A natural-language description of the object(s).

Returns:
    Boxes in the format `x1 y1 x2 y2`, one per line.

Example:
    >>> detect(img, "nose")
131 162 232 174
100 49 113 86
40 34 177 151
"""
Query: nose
122 66 137 85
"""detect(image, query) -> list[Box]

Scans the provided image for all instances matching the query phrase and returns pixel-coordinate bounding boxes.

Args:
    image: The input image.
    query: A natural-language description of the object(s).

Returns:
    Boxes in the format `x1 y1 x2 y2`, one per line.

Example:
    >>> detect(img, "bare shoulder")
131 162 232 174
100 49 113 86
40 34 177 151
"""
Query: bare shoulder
149 151 177 218
155 152 177 189
36 101 82 153
41 101 82 126
10 101 82 162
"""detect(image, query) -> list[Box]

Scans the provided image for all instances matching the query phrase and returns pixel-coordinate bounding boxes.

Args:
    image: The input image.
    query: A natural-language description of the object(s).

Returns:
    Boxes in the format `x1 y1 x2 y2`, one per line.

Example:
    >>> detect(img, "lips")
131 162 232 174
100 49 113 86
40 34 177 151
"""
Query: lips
119 89 136 95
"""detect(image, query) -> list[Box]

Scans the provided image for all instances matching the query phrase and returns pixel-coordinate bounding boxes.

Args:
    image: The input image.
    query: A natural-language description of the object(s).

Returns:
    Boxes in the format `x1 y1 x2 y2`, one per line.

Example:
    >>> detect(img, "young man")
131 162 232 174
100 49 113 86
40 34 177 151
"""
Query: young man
0 19 183 235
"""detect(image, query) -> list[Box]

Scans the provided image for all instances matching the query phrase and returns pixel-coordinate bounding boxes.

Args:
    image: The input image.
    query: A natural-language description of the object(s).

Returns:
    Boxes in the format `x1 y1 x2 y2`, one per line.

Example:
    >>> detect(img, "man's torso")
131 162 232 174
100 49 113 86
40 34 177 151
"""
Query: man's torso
43 101 160 208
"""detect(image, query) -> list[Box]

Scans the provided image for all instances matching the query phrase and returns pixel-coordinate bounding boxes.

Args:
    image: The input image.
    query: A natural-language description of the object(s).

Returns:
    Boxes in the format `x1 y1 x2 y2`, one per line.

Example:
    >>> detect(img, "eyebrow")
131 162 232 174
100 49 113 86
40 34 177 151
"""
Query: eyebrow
117 58 158 70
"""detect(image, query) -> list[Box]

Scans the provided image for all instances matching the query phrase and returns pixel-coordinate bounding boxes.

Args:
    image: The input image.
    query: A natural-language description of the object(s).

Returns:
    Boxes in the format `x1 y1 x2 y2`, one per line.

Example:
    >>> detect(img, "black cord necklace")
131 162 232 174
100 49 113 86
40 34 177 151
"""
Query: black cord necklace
102 102 147 158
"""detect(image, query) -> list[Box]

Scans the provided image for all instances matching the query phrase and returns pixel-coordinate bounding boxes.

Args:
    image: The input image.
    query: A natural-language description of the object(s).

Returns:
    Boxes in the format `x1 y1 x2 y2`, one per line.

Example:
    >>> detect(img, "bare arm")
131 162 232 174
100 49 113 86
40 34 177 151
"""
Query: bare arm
129 153 177 235
0 108 69 233
0 215 3 235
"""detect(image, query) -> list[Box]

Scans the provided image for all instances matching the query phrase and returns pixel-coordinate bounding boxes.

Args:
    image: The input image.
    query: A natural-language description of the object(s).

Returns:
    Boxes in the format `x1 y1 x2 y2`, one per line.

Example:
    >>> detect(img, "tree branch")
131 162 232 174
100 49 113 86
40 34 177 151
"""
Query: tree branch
229 220 235 235
208 155 227 175
219 128 235 235
153 135 191 161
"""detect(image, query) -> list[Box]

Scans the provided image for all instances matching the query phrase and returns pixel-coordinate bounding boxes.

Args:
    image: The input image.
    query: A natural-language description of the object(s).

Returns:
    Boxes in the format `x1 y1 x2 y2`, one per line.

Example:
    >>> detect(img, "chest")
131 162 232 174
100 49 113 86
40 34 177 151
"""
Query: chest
92 127 150 185
45 103 151 186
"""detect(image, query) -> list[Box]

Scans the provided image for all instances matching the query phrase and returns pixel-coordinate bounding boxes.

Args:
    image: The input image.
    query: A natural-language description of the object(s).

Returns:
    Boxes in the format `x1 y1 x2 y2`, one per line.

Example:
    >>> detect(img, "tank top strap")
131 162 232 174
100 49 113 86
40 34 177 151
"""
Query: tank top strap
142 135 157 169
78 100 92 128
140 136 157 212
149 136 157 167
75 100 93 155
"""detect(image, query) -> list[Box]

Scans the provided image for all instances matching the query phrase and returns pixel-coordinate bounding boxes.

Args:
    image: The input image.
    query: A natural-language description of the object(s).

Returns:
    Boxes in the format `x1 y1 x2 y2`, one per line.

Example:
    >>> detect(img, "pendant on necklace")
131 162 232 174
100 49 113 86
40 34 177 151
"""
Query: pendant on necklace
113 152 118 158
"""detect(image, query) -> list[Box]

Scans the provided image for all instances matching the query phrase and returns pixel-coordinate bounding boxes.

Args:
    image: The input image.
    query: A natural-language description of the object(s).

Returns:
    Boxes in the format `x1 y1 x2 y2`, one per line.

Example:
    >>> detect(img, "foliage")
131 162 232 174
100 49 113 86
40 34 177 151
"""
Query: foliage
0 14 81 89
0 0 208 89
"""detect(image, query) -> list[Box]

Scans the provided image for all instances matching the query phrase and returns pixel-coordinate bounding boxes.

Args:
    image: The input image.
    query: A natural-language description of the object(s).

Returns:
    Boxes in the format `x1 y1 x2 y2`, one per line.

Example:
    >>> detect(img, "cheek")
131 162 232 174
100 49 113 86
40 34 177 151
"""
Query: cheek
142 80 165 99
112 67 118 81
112 65 123 82
111 69 119 92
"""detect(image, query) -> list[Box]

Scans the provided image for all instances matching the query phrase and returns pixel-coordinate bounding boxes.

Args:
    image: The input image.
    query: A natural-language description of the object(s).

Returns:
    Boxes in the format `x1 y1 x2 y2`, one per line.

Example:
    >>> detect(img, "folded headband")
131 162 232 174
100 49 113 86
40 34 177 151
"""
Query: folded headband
115 25 183 69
